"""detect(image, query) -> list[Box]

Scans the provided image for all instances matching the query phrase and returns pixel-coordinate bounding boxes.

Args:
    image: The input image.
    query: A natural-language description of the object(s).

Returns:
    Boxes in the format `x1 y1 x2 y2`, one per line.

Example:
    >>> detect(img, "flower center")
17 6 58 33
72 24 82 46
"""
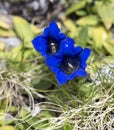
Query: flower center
48 39 59 55
60 55 80 74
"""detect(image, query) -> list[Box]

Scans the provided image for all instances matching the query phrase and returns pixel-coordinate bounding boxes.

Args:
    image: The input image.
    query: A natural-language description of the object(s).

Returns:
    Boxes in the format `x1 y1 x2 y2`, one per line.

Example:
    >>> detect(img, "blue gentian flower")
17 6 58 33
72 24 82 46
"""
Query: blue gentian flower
46 38 91 86
32 21 67 57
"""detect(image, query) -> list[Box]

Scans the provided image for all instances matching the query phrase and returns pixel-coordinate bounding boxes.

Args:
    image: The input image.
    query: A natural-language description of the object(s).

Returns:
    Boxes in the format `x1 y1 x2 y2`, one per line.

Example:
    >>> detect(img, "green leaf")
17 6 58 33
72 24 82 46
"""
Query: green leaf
88 56 114 71
76 15 99 26
75 10 87 16
0 126 14 130
8 41 36 61
0 19 11 29
13 16 34 42
0 28 15 37
103 42 114 55
25 111 54 129
92 1 102 13
18 107 30 118
32 78 53 90
89 26 110 49
63 18 78 38
65 1 86 15
15 124 25 130
97 3 114 29
39 111 54 118
103 56 114 63
64 123 73 130
77 26 88 47
31 25 42 35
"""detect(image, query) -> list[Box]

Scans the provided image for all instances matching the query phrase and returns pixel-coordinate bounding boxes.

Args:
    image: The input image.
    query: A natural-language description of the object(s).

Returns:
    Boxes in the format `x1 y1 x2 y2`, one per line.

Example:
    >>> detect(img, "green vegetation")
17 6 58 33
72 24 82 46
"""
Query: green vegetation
0 0 114 129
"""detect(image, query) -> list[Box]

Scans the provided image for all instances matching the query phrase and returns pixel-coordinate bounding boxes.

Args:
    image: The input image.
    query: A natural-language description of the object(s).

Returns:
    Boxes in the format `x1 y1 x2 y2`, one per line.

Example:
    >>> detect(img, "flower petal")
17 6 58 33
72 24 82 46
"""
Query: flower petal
32 36 48 57
79 48 91 69
60 37 75 55
57 33 66 41
50 66 60 74
68 68 87 80
56 71 67 86
49 21 60 39
74 46 83 55
43 27 49 38
46 55 62 67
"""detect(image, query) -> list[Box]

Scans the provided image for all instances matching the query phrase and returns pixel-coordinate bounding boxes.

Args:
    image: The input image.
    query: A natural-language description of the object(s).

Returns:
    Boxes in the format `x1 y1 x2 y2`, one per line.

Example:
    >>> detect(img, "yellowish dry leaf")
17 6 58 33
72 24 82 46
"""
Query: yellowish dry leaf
89 26 110 49
0 126 14 130
13 16 34 42
0 29 15 37
0 19 11 29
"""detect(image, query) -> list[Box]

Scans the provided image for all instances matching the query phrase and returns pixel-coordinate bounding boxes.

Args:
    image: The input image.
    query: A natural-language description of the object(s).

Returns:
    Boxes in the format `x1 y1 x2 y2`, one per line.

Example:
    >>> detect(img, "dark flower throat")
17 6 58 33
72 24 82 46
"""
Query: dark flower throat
60 55 80 74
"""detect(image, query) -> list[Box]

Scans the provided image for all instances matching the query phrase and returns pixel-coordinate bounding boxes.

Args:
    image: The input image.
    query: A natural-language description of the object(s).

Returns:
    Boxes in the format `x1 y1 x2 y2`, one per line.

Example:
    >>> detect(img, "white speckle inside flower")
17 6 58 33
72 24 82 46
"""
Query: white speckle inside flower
60 55 80 74
68 63 73 69
66 44 68 47
51 42 56 53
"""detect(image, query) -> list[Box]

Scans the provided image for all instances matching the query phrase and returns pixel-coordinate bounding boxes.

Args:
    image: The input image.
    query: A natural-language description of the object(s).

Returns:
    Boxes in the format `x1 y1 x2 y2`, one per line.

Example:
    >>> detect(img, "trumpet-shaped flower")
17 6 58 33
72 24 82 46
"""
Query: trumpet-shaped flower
32 21 67 57
46 38 91 86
